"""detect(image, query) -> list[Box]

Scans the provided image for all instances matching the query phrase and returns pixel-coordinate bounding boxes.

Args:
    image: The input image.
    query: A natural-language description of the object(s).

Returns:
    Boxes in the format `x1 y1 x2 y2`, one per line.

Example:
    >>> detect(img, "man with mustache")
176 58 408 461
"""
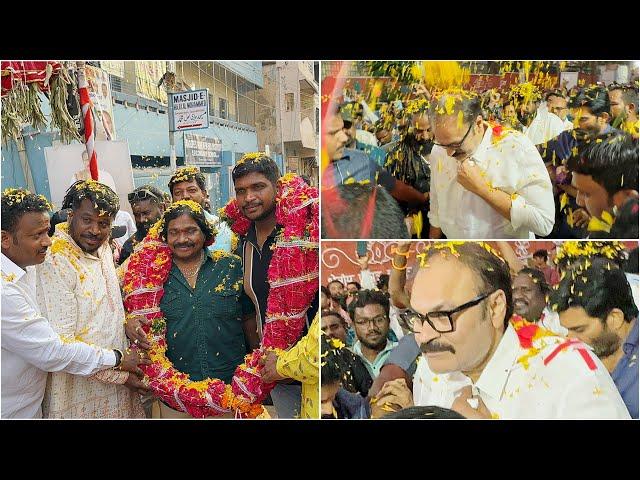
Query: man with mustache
385 111 434 237
1 188 148 418
553 256 638 418
512 267 567 336
168 166 233 252
427 90 555 239
232 153 318 418
35 180 150 418
380 242 629 419
119 185 165 264
351 289 398 380
136 201 258 418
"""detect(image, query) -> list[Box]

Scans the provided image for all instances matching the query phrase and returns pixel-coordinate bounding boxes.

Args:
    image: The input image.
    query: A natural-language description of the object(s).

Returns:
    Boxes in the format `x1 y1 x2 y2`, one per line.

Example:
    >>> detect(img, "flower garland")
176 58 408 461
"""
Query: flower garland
122 172 318 417
219 171 319 405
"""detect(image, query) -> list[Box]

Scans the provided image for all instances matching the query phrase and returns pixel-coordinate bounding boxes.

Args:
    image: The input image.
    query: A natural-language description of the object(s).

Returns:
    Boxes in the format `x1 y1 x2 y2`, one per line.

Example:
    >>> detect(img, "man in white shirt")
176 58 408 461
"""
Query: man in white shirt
552 255 638 418
1 188 147 419
545 90 574 132
428 90 555 239
389 242 628 419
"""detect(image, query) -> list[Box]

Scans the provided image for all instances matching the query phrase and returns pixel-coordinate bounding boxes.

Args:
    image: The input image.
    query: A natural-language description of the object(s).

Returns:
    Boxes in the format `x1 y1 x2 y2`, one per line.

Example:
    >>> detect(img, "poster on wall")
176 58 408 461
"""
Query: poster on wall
559 71 579 90
44 140 135 214
85 65 116 141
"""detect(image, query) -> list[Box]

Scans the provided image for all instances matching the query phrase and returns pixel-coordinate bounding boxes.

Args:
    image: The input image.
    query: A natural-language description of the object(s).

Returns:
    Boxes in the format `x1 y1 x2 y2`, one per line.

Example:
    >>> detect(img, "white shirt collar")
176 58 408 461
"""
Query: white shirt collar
469 122 495 165
474 324 519 401
1 252 27 283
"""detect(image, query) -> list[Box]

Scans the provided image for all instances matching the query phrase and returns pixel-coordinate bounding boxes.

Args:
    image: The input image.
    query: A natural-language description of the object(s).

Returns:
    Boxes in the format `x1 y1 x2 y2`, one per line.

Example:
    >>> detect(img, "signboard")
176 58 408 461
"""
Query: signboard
184 133 222 167
169 89 210 132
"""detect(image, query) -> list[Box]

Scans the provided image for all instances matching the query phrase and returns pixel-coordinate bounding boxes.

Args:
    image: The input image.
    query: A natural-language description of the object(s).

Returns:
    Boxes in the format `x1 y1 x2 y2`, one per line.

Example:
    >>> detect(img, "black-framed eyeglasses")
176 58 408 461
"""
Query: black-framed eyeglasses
399 290 495 334
128 189 160 204
432 121 474 149
353 314 388 328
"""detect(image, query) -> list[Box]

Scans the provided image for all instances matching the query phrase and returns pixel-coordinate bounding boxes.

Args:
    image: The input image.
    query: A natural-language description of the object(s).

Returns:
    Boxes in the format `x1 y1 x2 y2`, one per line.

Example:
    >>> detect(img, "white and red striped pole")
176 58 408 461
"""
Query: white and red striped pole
76 61 98 181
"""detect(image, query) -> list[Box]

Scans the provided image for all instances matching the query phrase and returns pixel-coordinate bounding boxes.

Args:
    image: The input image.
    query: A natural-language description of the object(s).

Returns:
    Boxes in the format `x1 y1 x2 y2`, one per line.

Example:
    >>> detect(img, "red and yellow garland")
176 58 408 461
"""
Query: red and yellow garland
122 173 318 418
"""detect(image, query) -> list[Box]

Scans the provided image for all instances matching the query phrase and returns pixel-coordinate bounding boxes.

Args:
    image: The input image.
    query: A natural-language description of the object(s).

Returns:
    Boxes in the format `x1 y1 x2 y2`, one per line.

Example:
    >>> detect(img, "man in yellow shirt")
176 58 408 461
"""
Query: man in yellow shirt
260 314 319 419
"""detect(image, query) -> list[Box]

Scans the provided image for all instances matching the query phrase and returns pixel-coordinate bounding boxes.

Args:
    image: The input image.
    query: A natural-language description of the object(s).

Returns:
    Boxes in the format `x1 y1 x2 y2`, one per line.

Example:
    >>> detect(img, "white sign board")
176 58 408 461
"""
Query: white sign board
169 89 209 132
44 140 135 214
184 133 222 167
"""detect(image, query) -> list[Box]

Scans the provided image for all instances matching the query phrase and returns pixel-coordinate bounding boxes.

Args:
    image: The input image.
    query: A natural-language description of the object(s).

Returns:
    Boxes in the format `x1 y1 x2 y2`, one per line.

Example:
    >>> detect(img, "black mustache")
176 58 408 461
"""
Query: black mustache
174 242 195 248
243 202 262 209
420 341 455 354
83 234 100 241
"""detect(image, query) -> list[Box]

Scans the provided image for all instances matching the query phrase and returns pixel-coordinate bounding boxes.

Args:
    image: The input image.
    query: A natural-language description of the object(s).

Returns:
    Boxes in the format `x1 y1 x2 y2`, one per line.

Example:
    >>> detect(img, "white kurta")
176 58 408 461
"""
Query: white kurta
413 324 630 419
36 224 144 418
524 103 567 145
1 254 116 419
428 125 555 239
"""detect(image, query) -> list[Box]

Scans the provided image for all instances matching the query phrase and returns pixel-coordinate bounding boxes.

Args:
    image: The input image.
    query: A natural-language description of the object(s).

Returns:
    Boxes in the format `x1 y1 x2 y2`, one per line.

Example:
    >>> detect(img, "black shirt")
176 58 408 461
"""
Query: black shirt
239 223 318 335
119 229 146 264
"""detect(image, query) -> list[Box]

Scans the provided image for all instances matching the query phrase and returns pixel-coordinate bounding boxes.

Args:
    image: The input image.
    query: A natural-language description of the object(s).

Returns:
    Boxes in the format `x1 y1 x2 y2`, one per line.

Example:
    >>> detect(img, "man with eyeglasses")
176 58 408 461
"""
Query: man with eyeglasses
427 90 555 239
545 90 574 132
383 242 629 419
119 185 166 264
351 289 398 380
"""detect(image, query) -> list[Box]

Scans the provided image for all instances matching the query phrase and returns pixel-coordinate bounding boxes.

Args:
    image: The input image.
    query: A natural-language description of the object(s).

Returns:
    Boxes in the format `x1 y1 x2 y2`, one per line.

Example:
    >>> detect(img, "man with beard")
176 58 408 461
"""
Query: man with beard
608 83 639 138
36 181 149 418
553 256 638 418
509 83 566 146
540 85 618 168
119 185 165 264
385 111 433 237
168 166 233 252
428 89 554 239
232 153 318 418
2 188 149 418
512 267 567 336
377 242 628 419
322 105 428 211
351 289 398 380
567 132 638 238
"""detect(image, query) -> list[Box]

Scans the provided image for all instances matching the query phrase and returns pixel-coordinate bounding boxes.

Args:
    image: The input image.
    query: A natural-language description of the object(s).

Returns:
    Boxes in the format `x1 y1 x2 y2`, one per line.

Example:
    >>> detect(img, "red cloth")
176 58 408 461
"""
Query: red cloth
1 61 62 96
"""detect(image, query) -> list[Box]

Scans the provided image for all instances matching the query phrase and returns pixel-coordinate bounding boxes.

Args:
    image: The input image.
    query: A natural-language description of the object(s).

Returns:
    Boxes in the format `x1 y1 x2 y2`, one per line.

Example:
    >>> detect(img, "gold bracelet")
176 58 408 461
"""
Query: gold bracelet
392 246 411 257
391 257 408 270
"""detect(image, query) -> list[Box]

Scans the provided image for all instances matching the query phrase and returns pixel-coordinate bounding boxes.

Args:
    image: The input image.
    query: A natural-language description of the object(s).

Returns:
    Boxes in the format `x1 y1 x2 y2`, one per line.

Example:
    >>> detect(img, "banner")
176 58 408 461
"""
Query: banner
135 61 167 104
85 65 116 141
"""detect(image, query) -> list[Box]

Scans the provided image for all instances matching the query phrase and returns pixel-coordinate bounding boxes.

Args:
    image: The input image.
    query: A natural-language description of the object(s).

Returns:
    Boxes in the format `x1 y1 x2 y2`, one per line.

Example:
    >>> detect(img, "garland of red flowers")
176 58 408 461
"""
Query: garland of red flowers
122 173 318 418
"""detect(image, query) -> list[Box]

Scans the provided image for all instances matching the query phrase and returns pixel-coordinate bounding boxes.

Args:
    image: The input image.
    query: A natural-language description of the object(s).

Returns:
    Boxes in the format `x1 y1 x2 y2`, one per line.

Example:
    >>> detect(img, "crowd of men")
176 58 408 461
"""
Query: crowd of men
1 155 318 419
321 241 638 419
322 79 639 240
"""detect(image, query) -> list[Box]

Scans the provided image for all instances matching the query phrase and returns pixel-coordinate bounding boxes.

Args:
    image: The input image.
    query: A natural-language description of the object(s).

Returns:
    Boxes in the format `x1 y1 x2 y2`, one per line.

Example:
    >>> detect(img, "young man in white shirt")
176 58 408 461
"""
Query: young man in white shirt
1 188 148 419
376 242 629 419
428 90 555 239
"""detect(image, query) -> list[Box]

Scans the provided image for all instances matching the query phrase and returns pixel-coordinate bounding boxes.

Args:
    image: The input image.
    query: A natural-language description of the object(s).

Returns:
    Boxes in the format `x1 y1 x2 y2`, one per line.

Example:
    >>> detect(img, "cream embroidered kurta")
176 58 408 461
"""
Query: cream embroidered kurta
36 224 144 418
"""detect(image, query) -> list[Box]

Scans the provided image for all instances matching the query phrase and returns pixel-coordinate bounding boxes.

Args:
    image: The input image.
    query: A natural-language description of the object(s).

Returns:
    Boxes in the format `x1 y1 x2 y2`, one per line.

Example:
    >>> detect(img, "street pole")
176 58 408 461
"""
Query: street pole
277 63 286 173
169 130 177 171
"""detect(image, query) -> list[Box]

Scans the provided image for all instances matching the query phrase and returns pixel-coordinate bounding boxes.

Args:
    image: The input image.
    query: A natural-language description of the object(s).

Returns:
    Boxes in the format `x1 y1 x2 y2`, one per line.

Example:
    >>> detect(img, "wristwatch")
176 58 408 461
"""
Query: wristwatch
113 349 123 369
